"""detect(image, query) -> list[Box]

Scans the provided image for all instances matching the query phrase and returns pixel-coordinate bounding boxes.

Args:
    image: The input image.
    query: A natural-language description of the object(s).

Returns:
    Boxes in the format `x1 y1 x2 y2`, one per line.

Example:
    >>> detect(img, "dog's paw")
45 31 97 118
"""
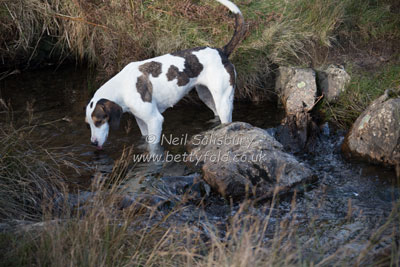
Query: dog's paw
206 116 221 127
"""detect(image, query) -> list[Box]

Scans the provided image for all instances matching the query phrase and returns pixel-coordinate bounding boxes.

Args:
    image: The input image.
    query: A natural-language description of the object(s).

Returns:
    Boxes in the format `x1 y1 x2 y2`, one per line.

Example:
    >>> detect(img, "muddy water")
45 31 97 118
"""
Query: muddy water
1 67 399 259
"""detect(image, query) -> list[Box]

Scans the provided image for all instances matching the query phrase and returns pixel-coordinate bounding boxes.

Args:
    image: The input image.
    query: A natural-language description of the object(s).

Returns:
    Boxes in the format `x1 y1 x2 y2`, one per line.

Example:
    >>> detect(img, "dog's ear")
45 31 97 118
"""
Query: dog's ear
97 98 122 130
101 99 122 130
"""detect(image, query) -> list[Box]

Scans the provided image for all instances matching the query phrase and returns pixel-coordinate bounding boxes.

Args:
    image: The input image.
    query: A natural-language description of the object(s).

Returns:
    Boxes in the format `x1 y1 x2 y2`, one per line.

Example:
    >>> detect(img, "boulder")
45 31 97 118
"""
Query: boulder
317 65 351 103
342 91 400 169
187 122 316 201
275 67 317 115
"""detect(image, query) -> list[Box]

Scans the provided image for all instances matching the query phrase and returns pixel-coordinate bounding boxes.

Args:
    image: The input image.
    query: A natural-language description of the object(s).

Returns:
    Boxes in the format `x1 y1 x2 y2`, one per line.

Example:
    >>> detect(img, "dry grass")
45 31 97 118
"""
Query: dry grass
0 99 81 221
0 144 399 266
1 0 399 99
1 145 303 266
3 187 400 266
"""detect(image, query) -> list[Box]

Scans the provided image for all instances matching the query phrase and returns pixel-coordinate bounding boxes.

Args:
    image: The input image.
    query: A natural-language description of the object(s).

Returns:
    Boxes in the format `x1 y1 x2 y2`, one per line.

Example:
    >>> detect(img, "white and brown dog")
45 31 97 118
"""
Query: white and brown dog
85 0 246 150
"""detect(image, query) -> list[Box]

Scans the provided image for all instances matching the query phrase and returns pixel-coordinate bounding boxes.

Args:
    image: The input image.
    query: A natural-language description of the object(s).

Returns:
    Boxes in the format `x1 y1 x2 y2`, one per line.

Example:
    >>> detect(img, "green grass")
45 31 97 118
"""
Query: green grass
343 0 400 41
325 63 400 128
1 0 399 99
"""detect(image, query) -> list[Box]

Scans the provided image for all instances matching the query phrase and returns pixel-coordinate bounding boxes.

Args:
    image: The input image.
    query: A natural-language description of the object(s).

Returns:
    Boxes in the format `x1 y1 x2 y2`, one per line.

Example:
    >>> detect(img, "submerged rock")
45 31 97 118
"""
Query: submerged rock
317 65 351 103
187 122 316 201
275 67 317 115
342 91 400 169
275 111 320 154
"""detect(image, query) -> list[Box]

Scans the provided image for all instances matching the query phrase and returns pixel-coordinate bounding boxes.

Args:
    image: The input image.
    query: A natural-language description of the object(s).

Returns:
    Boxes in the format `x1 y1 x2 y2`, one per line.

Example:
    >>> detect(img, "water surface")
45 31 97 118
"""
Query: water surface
1 66 398 260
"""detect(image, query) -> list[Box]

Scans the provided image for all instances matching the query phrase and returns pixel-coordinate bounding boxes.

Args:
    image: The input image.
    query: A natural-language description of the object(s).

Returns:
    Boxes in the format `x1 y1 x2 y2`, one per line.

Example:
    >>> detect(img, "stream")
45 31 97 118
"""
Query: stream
1 66 399 261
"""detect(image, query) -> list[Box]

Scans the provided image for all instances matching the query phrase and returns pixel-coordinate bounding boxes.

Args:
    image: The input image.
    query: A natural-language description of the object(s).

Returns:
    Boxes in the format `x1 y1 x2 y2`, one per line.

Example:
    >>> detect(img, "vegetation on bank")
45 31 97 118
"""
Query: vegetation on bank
1 0 399 99
326 63 400 128
0 100 69 221
1 1 400 265
1 137 399 266
0 103 399 266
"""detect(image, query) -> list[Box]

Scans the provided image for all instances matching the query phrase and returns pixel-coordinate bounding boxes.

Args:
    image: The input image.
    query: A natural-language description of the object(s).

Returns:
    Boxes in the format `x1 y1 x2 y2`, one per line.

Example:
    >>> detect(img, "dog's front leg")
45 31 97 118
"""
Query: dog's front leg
135 116 148 136
145 113 164 155
146 113 164 144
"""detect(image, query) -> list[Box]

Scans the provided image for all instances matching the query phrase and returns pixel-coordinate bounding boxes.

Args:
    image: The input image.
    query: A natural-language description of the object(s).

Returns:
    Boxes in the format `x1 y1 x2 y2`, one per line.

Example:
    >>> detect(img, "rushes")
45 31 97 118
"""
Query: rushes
1 129 399 265
0 114 62 221
1 0 399 98
0 100 80 221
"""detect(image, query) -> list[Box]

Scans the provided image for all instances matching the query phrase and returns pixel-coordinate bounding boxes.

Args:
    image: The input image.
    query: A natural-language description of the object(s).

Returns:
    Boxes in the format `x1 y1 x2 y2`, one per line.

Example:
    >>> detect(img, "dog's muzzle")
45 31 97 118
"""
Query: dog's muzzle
91 140 102 150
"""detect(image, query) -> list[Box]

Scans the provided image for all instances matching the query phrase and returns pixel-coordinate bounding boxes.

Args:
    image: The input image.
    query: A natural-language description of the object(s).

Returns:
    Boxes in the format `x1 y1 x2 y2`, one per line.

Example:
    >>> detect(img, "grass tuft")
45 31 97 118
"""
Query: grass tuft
1 0 399 99
325 63 400 128
0 100 79 221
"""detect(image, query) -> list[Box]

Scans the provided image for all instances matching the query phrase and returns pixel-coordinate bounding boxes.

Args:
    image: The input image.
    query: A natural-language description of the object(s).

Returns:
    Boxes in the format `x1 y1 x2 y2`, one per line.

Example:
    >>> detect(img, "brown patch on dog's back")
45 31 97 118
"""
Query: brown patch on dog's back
166 47 205 86
166 65 189 86
136 61 162 102
136 75 153 102
139 61 162 78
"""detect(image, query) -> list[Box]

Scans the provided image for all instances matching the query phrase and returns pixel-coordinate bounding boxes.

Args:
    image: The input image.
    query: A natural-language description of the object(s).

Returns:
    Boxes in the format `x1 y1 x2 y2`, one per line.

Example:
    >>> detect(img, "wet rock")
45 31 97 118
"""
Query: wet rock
342 91 400 169
187 122 316 201
275 67 317 115
317 65 351 103
117 193 171 212
121 171 211 211
149 174 211 205
274 111 320 154
158 175 210 198
159 161 194 177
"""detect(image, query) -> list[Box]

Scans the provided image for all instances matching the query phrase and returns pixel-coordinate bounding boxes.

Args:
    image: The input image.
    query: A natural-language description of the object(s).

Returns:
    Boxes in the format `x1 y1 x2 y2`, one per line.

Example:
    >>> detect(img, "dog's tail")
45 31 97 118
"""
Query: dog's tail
215 0 247 57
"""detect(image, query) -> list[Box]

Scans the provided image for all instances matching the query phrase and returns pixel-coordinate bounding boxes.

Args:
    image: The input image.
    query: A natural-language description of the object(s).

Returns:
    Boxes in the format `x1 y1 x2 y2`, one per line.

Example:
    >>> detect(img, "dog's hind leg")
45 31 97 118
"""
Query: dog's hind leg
195 84 218 117
135 116 148 136
212 85 234 123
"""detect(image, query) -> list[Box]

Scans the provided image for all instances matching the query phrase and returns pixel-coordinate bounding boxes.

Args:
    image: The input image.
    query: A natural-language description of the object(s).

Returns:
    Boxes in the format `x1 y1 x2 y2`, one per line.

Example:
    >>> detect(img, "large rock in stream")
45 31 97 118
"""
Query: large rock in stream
275 67 317 115
187 122 316 201
342 91 400 170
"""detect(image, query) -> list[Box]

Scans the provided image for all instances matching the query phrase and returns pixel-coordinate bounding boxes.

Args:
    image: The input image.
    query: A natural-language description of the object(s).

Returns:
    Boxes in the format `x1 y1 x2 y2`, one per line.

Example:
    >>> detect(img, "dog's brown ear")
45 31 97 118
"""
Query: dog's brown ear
97 98 122 130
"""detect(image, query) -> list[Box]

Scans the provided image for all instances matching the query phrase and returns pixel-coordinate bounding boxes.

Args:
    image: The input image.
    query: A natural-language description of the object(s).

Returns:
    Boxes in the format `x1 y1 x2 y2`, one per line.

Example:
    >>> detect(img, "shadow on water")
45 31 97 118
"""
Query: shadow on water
1 67 399 257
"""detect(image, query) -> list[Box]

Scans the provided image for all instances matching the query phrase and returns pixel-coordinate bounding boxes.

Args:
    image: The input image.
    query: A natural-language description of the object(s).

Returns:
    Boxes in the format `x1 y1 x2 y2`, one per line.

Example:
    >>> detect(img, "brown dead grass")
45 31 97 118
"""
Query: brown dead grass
0 99 81 221
0 0 399 100
0 137 399 266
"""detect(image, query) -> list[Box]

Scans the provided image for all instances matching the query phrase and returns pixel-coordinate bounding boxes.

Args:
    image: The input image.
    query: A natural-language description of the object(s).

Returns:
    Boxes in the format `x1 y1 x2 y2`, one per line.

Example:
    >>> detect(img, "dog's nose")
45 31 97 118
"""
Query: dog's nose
91 140 98 147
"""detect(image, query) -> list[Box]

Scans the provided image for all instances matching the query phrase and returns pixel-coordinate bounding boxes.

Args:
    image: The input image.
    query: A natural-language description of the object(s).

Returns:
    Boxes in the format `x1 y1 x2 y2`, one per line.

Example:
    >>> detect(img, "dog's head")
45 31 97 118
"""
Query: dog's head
85 98 122 149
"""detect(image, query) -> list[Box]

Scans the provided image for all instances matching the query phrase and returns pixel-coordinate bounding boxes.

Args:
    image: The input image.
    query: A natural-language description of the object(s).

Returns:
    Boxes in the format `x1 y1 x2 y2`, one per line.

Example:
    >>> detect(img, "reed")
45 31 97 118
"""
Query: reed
1 0 399 99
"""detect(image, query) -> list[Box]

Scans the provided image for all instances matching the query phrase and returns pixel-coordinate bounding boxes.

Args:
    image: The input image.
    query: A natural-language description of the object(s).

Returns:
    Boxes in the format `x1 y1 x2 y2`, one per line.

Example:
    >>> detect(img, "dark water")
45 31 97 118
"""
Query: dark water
1 67 399 259
1 67 283 182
